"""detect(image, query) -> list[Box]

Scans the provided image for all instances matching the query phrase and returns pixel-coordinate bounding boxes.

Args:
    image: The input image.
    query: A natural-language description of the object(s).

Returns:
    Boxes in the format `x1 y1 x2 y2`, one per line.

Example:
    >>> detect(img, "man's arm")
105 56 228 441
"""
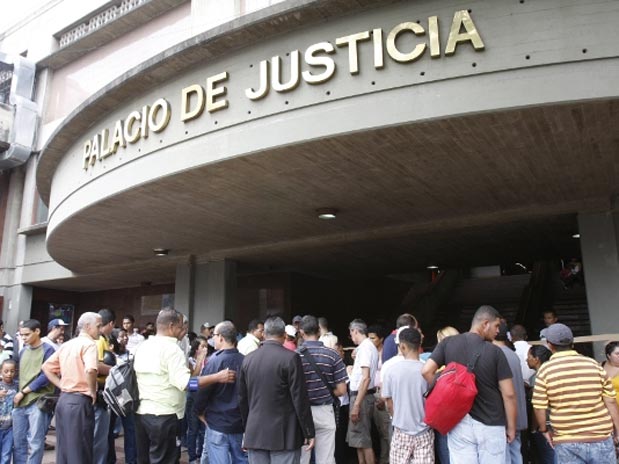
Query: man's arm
499 377 517 443
603 396 619 443
197 369 235 388
385 397 394 417
351 366 370 424
421 358 439 384
333 382 347 397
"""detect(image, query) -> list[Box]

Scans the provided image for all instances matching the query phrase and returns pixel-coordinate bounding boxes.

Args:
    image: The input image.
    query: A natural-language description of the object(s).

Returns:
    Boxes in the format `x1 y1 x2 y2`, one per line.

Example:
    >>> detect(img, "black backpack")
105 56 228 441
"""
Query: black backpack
103 359 139 417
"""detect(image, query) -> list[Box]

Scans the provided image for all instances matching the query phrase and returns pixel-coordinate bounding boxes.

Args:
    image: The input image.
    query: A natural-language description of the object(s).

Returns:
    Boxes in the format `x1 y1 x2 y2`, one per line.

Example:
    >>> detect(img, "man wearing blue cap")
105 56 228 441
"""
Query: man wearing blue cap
42 319 69 351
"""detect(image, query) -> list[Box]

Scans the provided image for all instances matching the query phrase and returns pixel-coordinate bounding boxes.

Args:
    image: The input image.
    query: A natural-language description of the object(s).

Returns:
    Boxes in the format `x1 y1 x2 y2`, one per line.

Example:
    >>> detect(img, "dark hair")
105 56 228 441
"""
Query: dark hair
247 319 263 333
300 315 319 336
22 319 41 331
318 317 329 329
1 359 16 369
472 305 500 325
187 331 197 345
111 328 127 355
543 309 557 317
396 313 417 329
99 309 116 326
122 315 135 323
189 336 208 358
605 342 619 359
368 324 389 340
510 324 527 341
398 328 421 350
529 345 552 364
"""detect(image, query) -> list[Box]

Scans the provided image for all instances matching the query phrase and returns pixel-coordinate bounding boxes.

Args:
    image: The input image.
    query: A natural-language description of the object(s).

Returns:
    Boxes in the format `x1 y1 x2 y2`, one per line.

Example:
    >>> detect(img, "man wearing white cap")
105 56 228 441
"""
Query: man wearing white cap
42 319 69 351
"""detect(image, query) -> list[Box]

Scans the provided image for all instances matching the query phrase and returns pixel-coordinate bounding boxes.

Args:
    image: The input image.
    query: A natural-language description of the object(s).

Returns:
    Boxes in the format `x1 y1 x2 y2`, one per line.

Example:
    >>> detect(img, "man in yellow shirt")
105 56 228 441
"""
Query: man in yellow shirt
133 308 235 464
94 308 116 464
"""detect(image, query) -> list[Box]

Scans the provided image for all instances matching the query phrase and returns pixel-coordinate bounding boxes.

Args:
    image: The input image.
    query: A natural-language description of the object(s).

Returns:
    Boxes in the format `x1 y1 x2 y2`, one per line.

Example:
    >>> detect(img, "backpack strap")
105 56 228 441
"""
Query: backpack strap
297 345 339 404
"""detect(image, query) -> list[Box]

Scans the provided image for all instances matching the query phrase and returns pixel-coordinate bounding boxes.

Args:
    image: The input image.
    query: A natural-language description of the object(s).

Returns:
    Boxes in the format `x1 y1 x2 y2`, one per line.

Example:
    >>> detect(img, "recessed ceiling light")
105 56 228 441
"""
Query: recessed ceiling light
316 208 338 220
571 233 580 239
153 248 169 256
427 265 439 270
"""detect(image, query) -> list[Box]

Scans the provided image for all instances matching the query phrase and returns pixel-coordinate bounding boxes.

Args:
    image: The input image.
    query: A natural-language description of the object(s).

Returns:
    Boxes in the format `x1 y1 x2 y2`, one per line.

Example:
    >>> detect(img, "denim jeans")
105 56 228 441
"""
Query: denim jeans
121 412 138 464
530 431 556 464
94 404 110 464
200 428 210 464
448 414 506 464
0 428 12 464
186 393 205 461
505 433 522 464
554 436 615 464
12 402 50 464
435 430 450 464
207 427 248 464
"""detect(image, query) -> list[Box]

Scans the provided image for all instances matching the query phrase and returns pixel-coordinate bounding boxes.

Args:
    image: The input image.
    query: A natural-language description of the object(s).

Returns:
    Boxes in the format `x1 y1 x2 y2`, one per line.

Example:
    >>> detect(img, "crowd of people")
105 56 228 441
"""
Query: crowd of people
0 305 616 464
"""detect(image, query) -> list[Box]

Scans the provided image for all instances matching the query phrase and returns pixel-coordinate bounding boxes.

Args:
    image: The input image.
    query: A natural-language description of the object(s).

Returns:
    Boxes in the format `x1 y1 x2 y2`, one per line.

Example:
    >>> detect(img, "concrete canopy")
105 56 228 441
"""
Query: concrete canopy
35 0 619 290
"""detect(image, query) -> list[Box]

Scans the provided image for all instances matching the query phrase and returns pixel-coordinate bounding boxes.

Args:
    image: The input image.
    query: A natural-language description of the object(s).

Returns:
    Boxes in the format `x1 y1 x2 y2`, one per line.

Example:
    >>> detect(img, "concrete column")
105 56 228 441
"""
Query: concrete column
578 211 619 359
175 258 238 332
5 284 32 335
174 256 195 321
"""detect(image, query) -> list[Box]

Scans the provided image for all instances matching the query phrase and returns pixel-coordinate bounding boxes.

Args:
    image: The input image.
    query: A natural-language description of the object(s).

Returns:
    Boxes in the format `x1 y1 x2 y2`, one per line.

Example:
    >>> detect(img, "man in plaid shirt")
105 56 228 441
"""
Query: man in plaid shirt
382 328 433 464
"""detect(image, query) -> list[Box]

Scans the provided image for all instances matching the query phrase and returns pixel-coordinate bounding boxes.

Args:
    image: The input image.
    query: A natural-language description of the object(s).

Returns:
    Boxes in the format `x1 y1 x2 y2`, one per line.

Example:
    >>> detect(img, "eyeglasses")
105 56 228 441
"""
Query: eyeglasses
213 333 221 337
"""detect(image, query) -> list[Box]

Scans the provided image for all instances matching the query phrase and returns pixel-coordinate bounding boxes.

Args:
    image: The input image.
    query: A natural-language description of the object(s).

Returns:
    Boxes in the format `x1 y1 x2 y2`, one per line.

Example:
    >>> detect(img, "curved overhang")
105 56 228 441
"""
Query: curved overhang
37 0 619 275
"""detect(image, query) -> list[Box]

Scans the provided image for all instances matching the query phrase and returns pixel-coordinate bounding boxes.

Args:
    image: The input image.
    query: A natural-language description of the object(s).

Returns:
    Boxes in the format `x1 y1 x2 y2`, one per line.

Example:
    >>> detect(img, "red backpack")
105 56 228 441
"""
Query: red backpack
423 345 483 435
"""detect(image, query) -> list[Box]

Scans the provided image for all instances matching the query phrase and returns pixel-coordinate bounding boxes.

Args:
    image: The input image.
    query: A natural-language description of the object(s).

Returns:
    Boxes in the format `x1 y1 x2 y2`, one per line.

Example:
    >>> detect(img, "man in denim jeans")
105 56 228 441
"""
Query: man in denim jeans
195 320 246 464
532 323 619 464
13 319 55 464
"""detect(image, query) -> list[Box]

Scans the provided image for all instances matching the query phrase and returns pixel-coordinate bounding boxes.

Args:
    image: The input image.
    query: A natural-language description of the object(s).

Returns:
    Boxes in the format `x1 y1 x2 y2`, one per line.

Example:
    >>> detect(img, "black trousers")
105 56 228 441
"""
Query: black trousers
135 413 180 464
55 392 94 464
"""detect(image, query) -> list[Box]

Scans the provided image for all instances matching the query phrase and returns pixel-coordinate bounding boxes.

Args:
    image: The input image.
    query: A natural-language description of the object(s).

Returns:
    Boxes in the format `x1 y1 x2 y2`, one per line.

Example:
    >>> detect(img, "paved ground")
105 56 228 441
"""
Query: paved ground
42 429 194 464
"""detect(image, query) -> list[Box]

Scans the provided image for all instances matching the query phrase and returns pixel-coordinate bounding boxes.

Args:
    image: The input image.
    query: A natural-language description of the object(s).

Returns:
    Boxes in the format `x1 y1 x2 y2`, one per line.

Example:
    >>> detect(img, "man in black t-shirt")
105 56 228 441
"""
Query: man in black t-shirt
422 305 517 464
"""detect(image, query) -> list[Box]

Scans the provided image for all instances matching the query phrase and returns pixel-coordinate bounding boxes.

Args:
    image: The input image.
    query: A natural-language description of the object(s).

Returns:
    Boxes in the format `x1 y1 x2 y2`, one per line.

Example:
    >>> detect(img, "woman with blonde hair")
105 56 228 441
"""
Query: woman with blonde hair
433 326 459 464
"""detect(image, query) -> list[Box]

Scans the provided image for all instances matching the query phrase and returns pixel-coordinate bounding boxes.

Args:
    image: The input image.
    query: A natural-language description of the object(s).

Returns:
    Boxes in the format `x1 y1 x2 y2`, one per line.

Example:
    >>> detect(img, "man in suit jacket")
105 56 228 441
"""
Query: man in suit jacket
239 316 315 464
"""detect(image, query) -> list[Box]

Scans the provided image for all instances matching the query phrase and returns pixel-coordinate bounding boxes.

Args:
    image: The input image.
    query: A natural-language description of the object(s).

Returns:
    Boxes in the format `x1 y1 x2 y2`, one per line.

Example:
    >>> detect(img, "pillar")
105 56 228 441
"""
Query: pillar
578 211 619 359
175 258 238 332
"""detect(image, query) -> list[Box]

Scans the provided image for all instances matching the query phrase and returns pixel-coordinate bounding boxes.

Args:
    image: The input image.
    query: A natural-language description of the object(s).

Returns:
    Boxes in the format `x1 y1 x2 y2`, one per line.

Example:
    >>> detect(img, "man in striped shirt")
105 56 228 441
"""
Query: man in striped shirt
298 315 348 464
532 323 619 463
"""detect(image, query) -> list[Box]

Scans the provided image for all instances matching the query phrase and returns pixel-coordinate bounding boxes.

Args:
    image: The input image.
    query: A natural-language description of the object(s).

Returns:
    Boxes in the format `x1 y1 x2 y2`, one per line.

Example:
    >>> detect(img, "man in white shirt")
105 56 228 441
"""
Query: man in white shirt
42 318 69 351
123 315 145 354
510 324 535 385
348 318 379 464
237 319 264 355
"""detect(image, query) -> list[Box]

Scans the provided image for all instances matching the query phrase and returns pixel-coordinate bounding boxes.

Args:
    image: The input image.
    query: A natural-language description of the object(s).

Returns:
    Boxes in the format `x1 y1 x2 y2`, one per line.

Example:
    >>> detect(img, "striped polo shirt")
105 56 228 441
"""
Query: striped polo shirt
532 350 615 444
298 340 348 405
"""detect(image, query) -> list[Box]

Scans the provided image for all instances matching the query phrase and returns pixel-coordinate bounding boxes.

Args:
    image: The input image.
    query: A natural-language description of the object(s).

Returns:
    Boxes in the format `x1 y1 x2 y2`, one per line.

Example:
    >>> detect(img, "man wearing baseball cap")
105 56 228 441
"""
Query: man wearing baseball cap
532 323 619 462
42 319 69 351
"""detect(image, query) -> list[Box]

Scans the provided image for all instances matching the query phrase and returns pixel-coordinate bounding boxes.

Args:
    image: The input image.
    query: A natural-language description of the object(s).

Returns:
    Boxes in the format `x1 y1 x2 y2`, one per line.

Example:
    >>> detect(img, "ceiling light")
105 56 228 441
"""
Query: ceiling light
571 233 580 239
426 265 439 270
316 208 338 220
153 248 169 256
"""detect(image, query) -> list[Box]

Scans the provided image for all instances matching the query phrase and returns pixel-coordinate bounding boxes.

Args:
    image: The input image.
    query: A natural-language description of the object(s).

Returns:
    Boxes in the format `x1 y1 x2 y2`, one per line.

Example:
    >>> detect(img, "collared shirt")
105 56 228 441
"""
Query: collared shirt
298 340 348 405
41 336 60 352
126 332 145 354
42 333 98 398
237 334 260 356
194 348 245 434
350 338 379 392
96 335 111 386
134 335 190 419
532 350 615 444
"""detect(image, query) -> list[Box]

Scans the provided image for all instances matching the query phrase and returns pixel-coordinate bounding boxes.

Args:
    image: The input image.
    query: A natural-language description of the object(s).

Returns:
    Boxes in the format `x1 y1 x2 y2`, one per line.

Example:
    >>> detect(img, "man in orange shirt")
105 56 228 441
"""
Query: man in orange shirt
42 312 102 464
